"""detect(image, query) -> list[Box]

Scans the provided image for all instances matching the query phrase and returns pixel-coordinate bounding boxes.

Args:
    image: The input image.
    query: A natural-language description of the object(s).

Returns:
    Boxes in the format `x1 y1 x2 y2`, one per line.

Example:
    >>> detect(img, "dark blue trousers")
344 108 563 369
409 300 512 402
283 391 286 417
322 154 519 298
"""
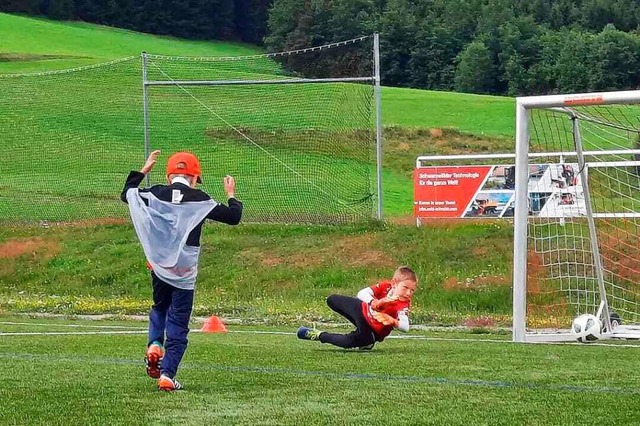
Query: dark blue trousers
148 272 194 379
318 294 376 348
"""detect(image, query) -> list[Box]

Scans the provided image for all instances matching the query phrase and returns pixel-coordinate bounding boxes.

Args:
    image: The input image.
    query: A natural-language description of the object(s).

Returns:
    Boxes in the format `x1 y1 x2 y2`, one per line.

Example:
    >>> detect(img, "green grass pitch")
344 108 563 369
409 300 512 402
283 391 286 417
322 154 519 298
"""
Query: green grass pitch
1 316 640 425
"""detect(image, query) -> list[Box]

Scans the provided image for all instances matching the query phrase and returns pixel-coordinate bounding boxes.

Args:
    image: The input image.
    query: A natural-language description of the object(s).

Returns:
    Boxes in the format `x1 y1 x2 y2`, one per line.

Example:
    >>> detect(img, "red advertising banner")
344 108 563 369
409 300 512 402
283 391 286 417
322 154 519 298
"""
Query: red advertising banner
415 163 587 220
414 166 493 218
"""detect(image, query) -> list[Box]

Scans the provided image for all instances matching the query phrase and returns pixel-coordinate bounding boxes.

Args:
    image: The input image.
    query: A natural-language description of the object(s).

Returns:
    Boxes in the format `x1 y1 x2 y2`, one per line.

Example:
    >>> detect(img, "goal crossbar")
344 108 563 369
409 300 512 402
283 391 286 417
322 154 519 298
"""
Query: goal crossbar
416 150 640 165
517 90 640 109
145 77 376 86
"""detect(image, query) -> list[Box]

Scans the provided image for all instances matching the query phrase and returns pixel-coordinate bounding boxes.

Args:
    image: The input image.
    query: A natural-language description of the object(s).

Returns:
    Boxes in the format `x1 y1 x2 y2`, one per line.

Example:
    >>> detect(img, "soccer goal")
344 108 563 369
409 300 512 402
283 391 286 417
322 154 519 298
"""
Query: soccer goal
0 36 380 226
512 90 640 342
142 35 382 224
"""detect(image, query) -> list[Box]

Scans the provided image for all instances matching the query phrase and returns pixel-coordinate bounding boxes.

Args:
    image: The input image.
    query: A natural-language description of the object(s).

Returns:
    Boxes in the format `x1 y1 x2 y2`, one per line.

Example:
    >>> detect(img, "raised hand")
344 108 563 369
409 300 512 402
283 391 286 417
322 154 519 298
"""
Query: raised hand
370 295 399 311
140 150 161 175
224 175 236 198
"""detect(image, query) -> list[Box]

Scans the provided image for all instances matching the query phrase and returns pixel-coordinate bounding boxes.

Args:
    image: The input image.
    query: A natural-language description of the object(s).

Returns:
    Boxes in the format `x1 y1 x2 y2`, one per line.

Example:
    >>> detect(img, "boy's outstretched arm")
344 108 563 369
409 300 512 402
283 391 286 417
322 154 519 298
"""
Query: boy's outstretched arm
121 172 145 203
372 311 398 327
206 175 242 225
358 287 400 311
357 287 375 304
371 310 410 332
120 150 160 203
396 309 410 332
206 199 242 225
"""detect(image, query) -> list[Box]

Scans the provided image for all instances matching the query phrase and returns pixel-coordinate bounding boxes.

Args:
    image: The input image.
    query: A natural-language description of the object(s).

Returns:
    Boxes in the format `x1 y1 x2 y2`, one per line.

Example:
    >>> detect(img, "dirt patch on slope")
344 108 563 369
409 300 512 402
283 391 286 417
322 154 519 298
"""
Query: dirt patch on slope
526 252 545 294
250 233 394 269
388 216 416 226
0 237 60 276
332 234 394 267
599 230 640 283
0 53 90 62
0 237 60 260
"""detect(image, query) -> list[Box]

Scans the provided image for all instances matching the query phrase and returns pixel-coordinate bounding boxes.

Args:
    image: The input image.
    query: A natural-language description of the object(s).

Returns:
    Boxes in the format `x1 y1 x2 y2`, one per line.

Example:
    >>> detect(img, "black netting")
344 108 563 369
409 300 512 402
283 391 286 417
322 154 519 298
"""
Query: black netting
0 37 376 224
526 104 640 328
0 57 143 223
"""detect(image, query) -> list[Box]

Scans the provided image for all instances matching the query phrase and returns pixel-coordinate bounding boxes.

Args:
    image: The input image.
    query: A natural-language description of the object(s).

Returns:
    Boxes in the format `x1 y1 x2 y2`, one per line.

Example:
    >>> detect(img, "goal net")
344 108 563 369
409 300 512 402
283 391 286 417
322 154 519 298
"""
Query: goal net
142 36 379 224
513 91 640 342
0 36 379 225
0 57 143 224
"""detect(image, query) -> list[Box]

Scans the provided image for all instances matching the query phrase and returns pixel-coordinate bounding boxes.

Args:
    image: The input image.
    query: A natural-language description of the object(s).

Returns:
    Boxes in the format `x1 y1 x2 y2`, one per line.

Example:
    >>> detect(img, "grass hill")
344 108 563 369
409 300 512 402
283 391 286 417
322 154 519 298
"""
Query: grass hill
0 13 262 73
0 13 516 137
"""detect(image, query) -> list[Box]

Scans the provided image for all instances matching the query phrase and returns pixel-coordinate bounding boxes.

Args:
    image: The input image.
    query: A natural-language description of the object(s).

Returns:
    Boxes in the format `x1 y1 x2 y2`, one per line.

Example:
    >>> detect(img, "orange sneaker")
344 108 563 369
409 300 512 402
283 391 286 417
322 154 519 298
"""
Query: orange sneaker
145 341 164 379
158 374 183 391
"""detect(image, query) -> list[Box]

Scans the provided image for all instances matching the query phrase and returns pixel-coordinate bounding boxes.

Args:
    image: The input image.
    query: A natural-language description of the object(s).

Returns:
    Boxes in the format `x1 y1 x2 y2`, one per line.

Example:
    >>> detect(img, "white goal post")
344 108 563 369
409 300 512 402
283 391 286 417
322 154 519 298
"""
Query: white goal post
513 90 640 342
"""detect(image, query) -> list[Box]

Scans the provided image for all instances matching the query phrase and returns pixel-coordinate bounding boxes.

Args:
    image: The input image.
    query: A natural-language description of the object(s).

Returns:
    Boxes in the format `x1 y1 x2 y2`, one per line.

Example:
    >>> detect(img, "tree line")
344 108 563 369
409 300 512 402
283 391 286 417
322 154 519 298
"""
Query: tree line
3 0 640 95
266 0 640 96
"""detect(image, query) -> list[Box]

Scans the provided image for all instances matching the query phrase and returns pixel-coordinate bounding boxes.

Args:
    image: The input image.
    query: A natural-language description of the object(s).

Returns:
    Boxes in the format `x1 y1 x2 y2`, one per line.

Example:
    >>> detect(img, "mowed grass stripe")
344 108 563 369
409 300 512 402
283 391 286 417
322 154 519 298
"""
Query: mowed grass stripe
1 350 639 395
2 327 640 425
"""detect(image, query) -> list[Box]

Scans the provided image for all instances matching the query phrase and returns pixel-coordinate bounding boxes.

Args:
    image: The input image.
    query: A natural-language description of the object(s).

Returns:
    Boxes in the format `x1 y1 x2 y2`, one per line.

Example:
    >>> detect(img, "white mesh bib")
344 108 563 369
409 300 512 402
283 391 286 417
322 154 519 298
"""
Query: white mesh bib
126 188 217 289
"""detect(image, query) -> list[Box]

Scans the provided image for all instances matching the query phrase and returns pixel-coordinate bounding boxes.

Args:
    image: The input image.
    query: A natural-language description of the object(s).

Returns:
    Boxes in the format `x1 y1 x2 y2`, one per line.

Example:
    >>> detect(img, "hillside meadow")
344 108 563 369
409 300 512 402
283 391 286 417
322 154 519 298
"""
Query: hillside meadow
1 13 535 326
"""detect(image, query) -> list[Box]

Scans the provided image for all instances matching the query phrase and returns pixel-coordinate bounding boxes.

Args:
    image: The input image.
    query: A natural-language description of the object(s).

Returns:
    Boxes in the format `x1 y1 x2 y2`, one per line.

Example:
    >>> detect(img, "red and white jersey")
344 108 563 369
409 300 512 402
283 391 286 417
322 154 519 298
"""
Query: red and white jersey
360 281 410 341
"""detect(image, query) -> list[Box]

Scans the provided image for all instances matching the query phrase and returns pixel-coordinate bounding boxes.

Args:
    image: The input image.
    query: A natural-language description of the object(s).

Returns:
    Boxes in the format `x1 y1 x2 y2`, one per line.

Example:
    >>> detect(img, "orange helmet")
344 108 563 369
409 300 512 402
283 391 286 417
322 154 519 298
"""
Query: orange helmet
166 152 202 183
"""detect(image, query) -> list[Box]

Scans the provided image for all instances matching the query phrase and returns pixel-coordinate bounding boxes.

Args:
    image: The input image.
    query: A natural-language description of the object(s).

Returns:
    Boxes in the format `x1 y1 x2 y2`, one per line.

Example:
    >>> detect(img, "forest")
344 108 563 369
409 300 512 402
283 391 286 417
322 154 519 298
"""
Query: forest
2 0 640 95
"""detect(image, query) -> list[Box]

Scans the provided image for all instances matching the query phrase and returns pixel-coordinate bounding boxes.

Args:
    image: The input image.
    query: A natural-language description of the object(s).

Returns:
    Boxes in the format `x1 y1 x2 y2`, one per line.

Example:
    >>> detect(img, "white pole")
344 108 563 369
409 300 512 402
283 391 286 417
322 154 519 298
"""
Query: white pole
513 101 530 342
142 52 151 187
572 117 613 332
373 33 383 221
518 90 640 109
146 77 374 86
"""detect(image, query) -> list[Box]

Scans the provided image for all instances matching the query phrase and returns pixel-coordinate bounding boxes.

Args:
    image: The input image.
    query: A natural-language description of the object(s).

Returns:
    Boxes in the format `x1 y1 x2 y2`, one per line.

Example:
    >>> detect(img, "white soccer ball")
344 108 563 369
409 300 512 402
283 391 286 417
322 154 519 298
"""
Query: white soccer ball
571 313 602 343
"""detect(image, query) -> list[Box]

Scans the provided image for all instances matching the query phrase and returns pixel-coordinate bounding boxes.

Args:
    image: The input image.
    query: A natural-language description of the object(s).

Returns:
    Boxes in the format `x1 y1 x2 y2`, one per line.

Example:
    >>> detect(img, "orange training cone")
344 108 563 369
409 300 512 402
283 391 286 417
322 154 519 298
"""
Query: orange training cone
201 315 228 333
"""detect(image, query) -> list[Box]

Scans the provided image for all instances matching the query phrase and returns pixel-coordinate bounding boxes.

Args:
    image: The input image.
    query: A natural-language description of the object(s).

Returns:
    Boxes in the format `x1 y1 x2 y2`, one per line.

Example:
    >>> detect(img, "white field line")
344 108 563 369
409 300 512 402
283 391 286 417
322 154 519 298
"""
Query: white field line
0 321 146 329
1 322 640 348
0 330 147 336
0 322 500 340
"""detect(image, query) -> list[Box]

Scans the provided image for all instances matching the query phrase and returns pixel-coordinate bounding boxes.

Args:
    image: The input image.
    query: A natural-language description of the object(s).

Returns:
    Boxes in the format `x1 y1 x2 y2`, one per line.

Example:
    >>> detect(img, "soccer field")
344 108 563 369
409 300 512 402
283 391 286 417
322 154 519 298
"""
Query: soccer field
3 12 640 425
1 316 640 425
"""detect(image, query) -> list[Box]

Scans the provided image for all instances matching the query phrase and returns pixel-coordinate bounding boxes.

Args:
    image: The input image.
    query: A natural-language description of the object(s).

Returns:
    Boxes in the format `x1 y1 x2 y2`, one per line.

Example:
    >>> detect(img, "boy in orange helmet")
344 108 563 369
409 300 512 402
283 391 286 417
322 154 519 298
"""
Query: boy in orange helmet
121 150 242 391
297 266 417 350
